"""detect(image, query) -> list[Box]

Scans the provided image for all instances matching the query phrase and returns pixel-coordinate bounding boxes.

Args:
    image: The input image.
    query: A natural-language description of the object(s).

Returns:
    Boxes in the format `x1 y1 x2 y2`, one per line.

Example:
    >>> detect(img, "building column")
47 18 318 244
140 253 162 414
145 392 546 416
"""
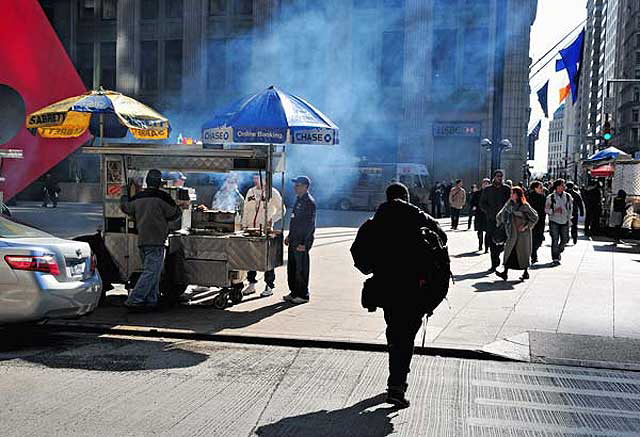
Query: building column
182 0 207 108
116 0 139 94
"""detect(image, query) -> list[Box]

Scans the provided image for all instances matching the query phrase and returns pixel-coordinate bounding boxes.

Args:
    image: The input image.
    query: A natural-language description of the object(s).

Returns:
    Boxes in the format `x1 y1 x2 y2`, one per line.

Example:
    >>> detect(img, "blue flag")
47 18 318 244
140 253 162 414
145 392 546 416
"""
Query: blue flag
559 29 585 104
527 120 541 160
555 59 565 72
536 81 549 118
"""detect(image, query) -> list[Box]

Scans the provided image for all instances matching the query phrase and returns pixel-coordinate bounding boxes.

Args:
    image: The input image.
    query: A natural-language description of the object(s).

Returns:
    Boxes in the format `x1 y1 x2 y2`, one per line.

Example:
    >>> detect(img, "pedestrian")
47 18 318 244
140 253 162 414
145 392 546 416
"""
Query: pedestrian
583 180 602 237
467 184 479 230
430 183 443 218
473 179 491 252
283 176 316 305
443 181 452 217
565 181 584 245
480 170 511 271
495 187 539 281
611 190 630 243
241 174 285 297
527 181 546 264
120 169 186 311
42 173 60 208
363 182 447 408
545 178 573 265
448 179 466 230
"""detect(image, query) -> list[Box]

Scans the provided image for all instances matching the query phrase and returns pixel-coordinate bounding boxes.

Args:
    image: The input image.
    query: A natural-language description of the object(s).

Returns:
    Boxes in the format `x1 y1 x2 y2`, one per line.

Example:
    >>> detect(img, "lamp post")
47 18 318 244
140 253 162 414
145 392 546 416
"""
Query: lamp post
481 138 513 175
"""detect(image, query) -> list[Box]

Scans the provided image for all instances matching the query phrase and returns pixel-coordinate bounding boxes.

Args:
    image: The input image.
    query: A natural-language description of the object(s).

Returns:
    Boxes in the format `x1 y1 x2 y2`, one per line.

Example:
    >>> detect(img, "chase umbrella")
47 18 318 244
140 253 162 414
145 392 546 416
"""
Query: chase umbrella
26 88 170 144
201 86 339 145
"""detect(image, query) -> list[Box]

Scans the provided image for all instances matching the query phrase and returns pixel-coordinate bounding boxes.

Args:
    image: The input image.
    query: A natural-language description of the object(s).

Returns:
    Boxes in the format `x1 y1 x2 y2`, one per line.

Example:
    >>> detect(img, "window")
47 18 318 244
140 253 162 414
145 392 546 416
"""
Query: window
229 39 252 88
102 0 117 20
164 40 182 90
634 87 640 102
166 0 183 18
79 0 96 18
432 29 457 87
354 0 377 8
209 0 226 16
140 41 158 91
636 32 640 47
77 42 94 88
381 31 404 86
235 0 253 15
632 127 639 144
141 0 159 19
633 109 639 122
636 51 640 65
463 27 489 89
207 39 226 89
100 42 116 90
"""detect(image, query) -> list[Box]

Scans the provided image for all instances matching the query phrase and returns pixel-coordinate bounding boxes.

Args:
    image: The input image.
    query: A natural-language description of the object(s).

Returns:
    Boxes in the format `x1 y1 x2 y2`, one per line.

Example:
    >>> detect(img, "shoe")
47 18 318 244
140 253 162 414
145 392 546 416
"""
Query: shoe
261 286 274 297
478 244 483 252
552 259 560 266
484 248 489 254
495 270 508 281
282 293 295 302
386 389 410 409
290 296 309 304
242 283 256 296
531 256 538 264
125 302 157 313
520 271 530 280
573 239 578 245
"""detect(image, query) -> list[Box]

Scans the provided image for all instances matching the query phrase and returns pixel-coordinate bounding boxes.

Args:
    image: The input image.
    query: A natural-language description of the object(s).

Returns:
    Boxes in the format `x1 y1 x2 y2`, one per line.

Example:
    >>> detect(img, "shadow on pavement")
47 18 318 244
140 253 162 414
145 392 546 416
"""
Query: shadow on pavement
472 280 518 292
592 243 640 254
453 251 483 258
453 270 491 282
255 394 396 437
0 326 208 372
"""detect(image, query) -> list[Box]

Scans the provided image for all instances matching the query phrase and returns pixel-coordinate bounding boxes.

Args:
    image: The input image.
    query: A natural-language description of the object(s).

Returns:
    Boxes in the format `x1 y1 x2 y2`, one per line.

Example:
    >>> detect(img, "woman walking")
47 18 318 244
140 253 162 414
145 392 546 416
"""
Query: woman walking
495 187 539 281
474 179 491 252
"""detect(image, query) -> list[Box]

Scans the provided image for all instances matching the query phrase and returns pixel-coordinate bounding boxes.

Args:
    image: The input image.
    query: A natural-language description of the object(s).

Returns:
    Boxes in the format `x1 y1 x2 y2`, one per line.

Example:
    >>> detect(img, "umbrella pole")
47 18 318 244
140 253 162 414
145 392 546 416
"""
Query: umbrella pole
99 113 104 147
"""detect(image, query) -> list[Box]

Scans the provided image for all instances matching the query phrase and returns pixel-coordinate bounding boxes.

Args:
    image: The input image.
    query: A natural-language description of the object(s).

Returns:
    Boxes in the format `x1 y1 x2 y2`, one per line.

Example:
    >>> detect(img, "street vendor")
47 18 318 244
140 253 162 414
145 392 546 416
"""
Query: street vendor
241 173 285 297
120 169 189 311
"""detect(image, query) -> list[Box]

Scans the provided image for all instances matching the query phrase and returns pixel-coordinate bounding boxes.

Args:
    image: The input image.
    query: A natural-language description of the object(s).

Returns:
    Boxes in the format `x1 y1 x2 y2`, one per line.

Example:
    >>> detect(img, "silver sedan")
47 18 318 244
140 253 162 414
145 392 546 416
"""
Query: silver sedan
0 216 101 324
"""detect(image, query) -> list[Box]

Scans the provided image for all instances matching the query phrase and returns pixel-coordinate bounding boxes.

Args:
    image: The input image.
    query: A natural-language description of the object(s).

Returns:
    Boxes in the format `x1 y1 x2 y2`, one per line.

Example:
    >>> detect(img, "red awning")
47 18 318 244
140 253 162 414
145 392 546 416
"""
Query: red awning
590 163 614 178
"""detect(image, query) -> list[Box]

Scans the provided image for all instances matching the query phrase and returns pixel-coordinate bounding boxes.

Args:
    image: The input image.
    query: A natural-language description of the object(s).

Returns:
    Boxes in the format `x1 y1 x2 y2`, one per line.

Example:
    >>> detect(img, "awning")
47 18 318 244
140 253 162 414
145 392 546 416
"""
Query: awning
589 163 614 177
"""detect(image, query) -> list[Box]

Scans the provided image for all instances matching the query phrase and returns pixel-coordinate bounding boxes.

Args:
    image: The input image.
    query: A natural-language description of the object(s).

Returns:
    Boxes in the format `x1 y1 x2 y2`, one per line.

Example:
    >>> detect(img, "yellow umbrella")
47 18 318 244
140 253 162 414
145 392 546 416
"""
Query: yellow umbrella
26 88 170 144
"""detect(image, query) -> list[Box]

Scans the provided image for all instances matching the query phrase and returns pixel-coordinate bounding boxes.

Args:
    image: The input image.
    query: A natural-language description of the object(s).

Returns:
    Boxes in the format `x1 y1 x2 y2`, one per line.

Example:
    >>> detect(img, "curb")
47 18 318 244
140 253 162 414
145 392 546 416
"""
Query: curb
45 320 513 362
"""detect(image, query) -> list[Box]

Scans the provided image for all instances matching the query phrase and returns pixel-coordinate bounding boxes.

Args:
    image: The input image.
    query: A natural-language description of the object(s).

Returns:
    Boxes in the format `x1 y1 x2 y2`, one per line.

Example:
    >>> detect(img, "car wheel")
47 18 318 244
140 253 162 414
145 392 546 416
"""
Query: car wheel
337 198 351 211
230 288 243 305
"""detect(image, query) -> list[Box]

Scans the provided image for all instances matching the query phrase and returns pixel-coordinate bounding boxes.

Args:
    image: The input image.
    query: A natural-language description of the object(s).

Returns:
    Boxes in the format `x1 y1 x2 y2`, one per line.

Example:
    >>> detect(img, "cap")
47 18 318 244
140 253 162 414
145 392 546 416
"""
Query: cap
291 176 311 186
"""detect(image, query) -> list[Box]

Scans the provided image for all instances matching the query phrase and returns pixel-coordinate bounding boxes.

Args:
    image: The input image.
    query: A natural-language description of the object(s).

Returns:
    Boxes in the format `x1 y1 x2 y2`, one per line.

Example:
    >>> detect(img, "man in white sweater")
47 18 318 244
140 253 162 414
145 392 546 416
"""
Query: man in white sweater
242 174 285 297
545 178 573 265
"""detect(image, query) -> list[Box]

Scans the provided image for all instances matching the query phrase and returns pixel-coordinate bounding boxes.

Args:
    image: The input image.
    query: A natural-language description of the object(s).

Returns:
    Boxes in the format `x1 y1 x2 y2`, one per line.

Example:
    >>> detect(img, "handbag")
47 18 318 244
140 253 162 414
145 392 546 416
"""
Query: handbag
361 276 382 312
493 223 508 245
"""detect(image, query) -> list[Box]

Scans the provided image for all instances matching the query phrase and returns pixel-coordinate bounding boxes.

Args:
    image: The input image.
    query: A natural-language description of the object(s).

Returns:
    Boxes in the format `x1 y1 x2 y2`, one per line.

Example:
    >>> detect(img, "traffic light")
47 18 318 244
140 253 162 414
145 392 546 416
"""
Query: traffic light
603 121 613 143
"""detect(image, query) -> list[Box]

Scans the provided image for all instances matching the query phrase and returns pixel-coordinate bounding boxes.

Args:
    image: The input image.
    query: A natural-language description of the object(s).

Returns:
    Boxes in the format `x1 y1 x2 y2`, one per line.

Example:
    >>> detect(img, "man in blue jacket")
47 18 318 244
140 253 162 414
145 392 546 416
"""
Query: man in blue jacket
283 176 316 305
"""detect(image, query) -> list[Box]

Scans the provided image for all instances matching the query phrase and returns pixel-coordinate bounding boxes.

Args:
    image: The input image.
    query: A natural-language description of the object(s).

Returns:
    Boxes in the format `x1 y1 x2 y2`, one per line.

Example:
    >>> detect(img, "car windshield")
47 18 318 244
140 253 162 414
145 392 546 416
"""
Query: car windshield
0 216 52 239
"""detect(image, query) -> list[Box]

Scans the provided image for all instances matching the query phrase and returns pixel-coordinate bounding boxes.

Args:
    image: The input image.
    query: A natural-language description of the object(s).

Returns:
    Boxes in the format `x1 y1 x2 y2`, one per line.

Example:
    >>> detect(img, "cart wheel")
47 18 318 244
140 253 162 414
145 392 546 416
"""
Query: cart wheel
230 288 243 305
213 292 228 309
337 198 351 211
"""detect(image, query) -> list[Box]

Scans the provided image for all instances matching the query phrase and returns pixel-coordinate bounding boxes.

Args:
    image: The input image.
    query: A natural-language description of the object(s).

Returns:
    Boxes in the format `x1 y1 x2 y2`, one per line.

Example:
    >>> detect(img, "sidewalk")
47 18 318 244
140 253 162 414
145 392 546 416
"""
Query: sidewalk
45 209 640 358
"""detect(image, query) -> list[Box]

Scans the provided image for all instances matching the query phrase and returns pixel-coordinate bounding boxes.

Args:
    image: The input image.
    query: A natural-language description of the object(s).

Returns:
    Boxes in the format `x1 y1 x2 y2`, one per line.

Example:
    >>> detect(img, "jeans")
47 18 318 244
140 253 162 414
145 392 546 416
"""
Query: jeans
248 270 275 287
549 221 569 261
127 245 165 306
450 208 461 229
486 220 502 268
287 247 310 298
383 302 424 389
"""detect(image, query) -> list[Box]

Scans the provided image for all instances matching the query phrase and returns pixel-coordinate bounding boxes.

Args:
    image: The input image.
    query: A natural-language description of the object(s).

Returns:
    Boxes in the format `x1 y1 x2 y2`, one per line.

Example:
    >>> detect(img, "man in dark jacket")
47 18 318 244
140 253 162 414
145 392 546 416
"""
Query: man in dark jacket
480 170 511 270
369 183 447 408
283 176 316 305
565 182 584 244
583 181 602 237
120 169 183 311
527 181 546 263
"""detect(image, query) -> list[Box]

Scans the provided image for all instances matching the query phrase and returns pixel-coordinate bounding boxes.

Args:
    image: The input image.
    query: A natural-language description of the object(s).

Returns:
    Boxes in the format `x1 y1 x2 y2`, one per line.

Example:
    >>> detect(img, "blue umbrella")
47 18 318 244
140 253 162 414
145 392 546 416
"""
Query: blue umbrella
201 86 339 145
586 146 630 162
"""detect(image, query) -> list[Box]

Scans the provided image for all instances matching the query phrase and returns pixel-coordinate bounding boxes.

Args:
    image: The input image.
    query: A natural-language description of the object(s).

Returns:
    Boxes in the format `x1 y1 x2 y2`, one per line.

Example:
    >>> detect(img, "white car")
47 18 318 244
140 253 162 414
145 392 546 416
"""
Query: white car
0 216 101 324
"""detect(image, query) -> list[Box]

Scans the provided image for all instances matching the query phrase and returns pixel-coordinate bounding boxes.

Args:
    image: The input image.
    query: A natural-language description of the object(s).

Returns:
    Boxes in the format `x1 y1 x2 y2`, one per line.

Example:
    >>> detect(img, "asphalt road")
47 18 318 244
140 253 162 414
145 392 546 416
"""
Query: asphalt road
1 327 640 436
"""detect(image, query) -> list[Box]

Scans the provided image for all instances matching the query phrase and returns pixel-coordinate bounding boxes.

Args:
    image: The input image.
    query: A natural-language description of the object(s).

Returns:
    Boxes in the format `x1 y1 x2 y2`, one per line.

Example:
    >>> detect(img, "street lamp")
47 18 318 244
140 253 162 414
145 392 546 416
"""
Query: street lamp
481 138 513 174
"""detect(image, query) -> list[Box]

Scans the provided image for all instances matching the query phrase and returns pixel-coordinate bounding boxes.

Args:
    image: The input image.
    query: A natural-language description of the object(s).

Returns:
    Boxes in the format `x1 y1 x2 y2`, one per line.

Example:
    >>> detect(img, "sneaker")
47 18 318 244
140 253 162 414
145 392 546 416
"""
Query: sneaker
386 390 410 409
242 283 256 296
290 296 309 304
282 293 295 302
261 286 274 297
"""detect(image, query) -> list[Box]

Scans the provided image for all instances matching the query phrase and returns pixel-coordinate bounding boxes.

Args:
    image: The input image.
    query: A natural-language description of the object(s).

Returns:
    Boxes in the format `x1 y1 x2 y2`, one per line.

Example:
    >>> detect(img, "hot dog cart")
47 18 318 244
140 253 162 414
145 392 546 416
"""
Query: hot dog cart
84 143 285 308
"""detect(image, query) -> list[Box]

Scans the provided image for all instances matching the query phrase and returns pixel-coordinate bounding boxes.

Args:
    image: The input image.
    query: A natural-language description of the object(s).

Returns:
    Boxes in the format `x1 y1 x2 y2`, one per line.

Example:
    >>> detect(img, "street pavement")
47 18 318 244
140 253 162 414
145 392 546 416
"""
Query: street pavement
1 329 640 436
11 202 640 366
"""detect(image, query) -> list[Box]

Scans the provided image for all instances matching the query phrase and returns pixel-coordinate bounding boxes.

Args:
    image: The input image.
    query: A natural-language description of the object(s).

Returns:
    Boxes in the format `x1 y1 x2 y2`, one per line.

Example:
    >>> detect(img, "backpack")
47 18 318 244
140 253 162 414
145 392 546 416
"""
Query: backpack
416 226 453 316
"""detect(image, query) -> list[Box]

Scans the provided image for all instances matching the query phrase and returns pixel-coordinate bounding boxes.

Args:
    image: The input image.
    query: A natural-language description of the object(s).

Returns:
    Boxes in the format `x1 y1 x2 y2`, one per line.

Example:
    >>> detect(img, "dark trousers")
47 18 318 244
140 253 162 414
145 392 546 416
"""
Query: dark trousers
287 248 310 298
383 303 424 389
585 208 601 236
486 220 502 268
570 216 579 243
432 201 442 219
450 208 461 229
477 230 489 249
248 270 275 287
468 212 474 229
531 228 544 261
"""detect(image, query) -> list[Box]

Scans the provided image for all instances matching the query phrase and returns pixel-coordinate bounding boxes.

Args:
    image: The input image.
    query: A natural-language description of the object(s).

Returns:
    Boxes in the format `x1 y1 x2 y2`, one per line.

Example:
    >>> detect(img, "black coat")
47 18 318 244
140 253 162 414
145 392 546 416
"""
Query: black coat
527 190 546 237
469 190 486 231
566 188 584 217
480 183 511 224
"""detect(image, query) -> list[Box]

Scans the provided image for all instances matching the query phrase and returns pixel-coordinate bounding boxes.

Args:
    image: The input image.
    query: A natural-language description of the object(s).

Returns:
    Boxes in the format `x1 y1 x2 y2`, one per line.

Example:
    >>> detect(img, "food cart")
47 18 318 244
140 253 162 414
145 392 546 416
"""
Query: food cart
84 143 286 308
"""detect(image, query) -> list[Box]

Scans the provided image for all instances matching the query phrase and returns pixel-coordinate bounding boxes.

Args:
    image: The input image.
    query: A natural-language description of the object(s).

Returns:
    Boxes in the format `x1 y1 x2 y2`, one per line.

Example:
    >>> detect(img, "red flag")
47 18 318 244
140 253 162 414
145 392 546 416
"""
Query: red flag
0 0 89 200
559 84 571 103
